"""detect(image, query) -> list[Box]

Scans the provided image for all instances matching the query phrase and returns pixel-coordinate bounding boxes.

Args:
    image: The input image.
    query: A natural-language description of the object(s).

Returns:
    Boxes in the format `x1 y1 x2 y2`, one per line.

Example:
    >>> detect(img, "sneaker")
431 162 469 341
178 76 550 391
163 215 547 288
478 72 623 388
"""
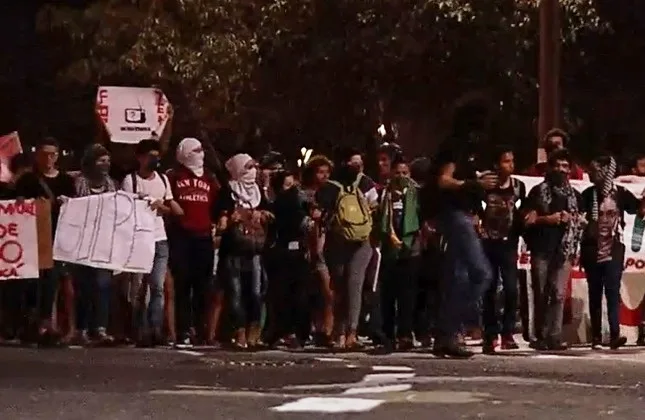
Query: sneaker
591 339 602 350
95 328 115 347
501 335 519 350
175 335 194 349
548 340 568 351
609 336 627 350
73 330 91 347
636 336 645 347
529 340 548 351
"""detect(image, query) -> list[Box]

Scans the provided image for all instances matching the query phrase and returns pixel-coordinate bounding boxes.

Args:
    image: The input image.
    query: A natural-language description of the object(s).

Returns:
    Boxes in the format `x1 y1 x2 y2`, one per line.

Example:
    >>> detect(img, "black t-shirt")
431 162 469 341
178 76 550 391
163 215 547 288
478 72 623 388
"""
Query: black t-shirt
524 182 583 256
480 179 526 243
15 171 76 235
433 144 483 213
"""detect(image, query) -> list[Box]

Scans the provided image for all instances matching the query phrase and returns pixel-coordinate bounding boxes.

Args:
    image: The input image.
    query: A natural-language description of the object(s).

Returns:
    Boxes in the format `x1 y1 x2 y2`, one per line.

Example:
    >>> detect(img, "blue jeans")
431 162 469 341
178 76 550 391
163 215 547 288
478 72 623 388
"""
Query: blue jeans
482 240 519 338
436 209 493 340
132 241 169 332
74 265 112 332
225 254 263 328
584 259 623 340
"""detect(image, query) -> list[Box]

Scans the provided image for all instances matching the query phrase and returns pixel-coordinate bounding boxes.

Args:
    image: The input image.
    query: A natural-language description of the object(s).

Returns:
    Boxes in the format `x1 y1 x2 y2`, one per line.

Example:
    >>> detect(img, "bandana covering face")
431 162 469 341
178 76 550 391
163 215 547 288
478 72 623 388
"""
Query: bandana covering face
591 156 617 221
225 153 261 209
176 137 205 177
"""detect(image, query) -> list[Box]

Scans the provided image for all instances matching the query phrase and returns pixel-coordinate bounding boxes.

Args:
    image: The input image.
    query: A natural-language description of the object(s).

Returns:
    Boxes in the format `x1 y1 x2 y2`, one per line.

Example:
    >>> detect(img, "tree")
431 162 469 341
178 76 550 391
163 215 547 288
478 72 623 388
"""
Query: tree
36 0 603 160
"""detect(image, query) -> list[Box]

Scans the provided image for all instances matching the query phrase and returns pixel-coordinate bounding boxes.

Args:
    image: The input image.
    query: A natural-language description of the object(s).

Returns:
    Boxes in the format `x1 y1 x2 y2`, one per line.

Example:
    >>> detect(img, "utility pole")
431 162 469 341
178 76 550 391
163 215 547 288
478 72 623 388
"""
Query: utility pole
537 0 561 162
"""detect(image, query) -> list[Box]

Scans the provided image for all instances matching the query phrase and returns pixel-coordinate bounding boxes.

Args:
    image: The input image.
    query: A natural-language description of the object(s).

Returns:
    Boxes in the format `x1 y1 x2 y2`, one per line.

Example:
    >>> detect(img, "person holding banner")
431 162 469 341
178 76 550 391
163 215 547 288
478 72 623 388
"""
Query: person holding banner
580 156 642 350
72 144 117 346
14 137 76 347
524 149 585 351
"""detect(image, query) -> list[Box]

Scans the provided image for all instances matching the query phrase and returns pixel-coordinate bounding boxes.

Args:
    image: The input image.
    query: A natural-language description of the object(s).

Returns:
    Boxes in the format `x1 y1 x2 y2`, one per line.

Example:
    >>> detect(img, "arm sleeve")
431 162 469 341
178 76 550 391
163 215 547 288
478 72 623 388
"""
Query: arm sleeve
121 174 133 193
620 187 640 215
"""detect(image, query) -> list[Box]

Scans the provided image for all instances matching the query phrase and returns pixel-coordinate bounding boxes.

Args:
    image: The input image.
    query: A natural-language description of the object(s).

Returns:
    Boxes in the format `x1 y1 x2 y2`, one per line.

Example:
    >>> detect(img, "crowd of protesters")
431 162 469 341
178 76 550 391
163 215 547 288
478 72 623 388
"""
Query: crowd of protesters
1 127 645 359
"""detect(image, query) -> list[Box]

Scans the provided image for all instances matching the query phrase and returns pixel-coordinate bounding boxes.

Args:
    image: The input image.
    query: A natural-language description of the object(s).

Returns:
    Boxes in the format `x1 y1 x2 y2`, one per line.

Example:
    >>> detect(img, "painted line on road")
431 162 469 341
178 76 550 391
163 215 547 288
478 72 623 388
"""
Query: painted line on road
176 350 205 357
270 397 384 413
314 357 346 363
362 373 416 382
371 365 414 372
343 384 412 395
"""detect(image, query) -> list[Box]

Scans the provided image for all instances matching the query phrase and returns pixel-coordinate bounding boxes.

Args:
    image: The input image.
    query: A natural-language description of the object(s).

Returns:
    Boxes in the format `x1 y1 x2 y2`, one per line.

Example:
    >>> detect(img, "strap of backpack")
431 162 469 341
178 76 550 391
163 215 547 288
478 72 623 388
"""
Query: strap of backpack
512 177 521 200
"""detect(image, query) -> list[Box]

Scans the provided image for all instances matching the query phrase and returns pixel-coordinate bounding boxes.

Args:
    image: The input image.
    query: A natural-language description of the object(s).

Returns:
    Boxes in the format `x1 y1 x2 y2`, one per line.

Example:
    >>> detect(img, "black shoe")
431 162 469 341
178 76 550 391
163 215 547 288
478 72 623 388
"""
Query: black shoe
432 342 474 359
548 340 568 351
591 339 602 350
637 336 645 347
609 336 627 350
175 334 194 349
529 340 549 351
482 339 496 355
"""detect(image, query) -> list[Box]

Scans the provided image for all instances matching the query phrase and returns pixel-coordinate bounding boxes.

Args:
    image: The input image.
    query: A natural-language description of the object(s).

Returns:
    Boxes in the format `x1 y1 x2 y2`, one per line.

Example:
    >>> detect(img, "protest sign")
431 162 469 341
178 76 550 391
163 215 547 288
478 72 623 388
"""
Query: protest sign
53 192 156 273
96 86 170 144
0 132 22 183
0 199 52 279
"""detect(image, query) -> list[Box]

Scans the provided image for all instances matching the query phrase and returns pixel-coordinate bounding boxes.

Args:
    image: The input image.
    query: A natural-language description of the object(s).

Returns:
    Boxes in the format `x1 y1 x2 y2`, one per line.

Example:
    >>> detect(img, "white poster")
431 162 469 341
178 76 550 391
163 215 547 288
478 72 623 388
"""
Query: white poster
95 86 170 144
53 192 157 273
0 199 39 279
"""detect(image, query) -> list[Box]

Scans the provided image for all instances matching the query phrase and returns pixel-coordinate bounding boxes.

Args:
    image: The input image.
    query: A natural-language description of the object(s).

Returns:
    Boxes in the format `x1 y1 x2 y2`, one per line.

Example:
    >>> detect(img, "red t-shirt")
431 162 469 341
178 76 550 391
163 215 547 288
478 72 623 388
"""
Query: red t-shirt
525 162 585 180
169 167 219 235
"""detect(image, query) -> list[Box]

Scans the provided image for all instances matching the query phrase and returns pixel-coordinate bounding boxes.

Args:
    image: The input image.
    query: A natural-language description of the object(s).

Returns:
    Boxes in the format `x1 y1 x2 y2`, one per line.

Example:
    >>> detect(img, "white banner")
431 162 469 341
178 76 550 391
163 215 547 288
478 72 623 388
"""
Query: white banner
96 86 170 144
53 192 157 273
0 200 39 279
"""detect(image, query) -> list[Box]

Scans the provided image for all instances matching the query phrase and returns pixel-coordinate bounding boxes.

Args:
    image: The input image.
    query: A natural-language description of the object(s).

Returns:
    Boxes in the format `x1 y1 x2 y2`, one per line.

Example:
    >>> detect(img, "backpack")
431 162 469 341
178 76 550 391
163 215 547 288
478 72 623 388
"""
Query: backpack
130 171 168 196
227 192 267 255
328 174 373 242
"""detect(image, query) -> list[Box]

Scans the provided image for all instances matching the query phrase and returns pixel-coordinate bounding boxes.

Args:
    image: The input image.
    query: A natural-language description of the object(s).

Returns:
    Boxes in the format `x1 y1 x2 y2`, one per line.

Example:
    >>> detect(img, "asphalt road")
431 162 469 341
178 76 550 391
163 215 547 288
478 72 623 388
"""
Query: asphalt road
1 343 645 419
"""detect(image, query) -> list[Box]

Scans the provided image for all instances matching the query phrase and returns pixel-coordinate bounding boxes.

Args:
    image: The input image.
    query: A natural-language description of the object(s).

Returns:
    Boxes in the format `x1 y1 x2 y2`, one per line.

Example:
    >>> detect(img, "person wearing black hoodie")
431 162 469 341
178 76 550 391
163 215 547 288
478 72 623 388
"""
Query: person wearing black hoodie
266 170 311 348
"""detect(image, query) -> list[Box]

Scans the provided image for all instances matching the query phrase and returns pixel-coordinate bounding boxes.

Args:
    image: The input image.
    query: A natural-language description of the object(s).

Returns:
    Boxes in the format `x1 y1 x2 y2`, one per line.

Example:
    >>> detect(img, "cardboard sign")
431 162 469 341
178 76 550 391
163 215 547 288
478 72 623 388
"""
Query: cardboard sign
96 86 170 144
0 199 52 279
0 132 22 183
53 192 157 273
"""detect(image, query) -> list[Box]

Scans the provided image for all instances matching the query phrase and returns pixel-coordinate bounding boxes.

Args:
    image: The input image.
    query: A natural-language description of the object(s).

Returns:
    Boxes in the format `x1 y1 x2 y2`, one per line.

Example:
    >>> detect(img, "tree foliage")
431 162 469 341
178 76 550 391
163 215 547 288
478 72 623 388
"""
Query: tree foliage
36 0 603 156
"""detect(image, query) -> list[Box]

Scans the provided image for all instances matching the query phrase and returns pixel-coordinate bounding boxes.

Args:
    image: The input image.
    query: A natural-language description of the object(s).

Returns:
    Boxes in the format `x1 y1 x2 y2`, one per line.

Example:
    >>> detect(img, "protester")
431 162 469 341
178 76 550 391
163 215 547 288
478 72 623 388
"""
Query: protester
265 169 311 348
524 149 585 351
479 146 525 354
430 137 496 358
581 156 640 350
375 142 403 193
377 157 422 351
218 153 271 349
73 143 117 346
526 128 585 180
167 137 219 348
121 139 182 347
301 155 334 345
316 147 375 349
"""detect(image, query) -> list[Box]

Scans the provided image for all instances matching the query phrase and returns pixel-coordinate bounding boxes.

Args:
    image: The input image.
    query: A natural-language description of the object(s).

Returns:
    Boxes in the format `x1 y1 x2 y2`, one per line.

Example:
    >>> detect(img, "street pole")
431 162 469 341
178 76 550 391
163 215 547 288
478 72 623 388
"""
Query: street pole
537 0 561 162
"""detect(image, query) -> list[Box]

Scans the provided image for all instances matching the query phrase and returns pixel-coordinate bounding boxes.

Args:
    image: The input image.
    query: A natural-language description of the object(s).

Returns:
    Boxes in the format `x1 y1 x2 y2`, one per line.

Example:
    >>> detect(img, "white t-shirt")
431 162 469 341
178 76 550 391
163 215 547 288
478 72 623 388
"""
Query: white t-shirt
121 172 173 242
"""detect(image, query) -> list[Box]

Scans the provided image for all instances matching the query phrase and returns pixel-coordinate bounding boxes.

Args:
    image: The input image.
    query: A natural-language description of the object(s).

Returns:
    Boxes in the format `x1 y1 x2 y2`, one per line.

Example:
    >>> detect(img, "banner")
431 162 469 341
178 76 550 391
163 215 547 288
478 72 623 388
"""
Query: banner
514 175 645 343
53 192 157 273
96 86 170 144
0 132 22 183
0 199 53 279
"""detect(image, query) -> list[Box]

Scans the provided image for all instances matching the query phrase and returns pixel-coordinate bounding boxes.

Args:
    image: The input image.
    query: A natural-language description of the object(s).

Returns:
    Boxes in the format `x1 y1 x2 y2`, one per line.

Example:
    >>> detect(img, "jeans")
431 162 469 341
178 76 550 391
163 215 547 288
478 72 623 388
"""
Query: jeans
482 240 519 338
24 262 66 323
380 256 420 340
531 255 571 342
584 259 623 341
132 240 169 332
326 238 373 335
225 254 263 328
270 248 310 340
74 265 112 332
169 229 214 338
436 209 493 341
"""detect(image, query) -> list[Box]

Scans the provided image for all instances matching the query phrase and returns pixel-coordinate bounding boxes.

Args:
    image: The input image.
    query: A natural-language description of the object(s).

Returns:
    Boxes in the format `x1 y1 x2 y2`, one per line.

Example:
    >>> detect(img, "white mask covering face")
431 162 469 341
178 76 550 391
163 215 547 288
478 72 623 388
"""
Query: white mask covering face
176 137 205 177
242 167 257 184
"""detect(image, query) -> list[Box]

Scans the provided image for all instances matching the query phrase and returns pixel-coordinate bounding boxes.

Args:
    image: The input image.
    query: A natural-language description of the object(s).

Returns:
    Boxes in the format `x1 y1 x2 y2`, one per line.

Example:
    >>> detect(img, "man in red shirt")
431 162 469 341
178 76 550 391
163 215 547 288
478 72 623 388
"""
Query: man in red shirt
168 137 220 348
526 128 585 180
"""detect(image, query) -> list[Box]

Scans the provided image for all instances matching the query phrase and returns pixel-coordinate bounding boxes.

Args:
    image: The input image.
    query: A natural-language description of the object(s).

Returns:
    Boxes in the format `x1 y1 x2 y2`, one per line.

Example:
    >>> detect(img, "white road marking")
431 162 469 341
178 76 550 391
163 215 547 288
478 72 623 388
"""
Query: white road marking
371 366 414 372
314 357 346 362
362 373 416 382
176 350 204 357
343 384 412 395
270 397 384 413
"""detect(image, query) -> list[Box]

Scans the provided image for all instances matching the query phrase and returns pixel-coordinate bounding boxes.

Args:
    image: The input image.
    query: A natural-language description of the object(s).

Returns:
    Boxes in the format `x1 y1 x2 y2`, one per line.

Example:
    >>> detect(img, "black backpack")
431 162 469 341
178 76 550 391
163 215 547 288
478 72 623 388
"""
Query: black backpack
130 171 168 196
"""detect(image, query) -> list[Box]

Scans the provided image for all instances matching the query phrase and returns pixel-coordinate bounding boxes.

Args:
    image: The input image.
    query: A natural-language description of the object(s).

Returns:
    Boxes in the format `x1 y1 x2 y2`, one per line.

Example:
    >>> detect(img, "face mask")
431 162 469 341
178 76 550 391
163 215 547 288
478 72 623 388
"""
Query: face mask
146 156 160 171
96 162 110 176
241 167 257 183
391 175 410 191
548 170 567 185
